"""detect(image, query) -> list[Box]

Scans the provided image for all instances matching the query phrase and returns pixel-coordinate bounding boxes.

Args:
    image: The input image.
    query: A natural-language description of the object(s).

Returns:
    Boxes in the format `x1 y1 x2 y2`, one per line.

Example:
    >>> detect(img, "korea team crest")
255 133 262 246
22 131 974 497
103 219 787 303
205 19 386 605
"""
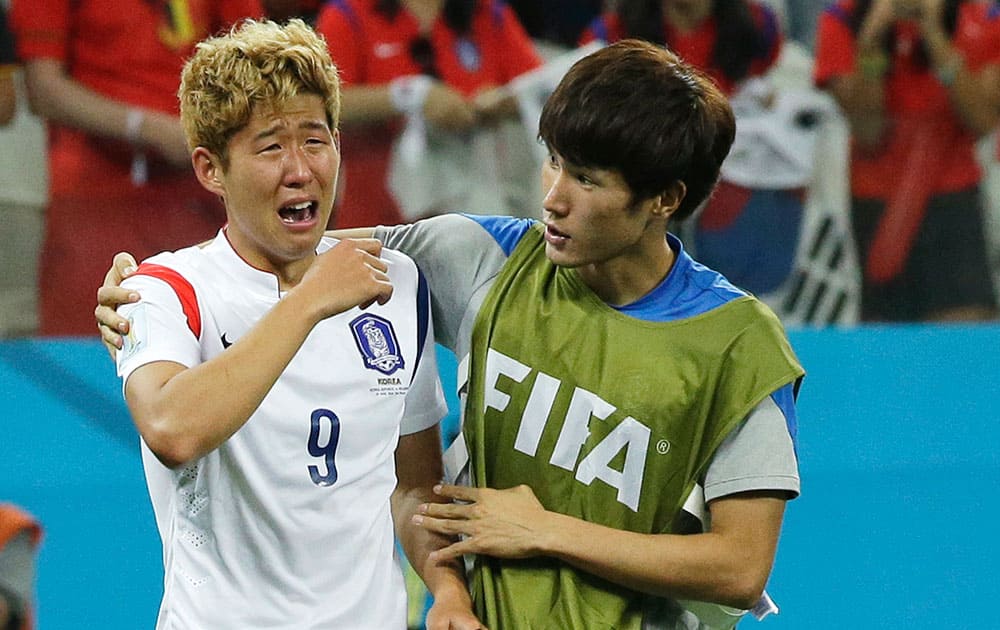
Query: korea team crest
350 314 404 375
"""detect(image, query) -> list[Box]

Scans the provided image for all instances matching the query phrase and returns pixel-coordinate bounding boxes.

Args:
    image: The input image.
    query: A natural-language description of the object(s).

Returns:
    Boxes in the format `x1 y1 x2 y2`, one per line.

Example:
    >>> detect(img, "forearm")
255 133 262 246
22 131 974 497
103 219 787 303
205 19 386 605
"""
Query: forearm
830 70 888 151
0 70 14 126
339 85 400 127
831 5 894 149
393 484 471 605
24 59 156 141
127 293 320 467
922 27 999 135
326 227 377 239
392 428 472 606
537 496 786 610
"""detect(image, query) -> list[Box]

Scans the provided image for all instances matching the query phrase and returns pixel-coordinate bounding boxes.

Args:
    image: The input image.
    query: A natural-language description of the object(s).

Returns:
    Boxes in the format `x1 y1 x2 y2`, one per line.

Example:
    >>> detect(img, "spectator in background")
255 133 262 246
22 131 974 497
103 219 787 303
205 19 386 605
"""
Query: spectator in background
581 0 808 297
814 0 1000 322
262 0 321 22
0 2 46 338
0 4 14 126
506 0 603 49
0 504 42 630
314 0 542 228
8 0 262 336
580 0 783 95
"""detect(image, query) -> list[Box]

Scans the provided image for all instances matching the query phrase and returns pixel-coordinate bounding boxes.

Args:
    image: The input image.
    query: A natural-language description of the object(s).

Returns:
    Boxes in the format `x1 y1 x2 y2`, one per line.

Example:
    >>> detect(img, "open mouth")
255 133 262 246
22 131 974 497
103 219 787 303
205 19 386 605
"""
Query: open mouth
545 224 570 244
278 201 317 225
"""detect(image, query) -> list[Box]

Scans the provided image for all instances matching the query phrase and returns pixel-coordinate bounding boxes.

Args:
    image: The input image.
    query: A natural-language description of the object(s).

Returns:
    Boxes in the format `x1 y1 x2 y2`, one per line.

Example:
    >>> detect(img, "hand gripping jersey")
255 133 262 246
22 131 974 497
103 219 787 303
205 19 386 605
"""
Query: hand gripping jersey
462 224 803 629
116 232 446 629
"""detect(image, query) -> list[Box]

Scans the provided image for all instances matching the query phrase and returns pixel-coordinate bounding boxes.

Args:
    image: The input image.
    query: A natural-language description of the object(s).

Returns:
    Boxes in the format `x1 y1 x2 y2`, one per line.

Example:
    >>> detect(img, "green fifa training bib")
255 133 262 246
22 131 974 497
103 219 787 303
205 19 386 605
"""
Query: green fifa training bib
463 225 803 629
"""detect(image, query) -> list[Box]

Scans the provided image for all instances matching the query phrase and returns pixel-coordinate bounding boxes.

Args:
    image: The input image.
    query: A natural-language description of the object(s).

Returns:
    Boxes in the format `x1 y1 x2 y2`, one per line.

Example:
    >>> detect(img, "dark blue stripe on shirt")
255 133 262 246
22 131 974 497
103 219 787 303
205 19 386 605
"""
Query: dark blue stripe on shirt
771 382 800 454
412 268 431 383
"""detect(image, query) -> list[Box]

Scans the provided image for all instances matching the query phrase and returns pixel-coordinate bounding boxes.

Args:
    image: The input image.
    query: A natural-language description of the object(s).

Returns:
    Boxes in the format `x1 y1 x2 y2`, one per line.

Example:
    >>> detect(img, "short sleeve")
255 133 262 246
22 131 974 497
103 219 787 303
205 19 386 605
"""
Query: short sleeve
400 273 448 435
116 274 202 393
375 214 510 351
702 393 800 502
9 0 70 62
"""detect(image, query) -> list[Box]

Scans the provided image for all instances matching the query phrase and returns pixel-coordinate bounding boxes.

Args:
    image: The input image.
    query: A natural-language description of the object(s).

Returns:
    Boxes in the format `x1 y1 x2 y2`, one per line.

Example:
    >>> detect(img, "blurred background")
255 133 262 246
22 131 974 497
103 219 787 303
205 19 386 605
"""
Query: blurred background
2 0 999 627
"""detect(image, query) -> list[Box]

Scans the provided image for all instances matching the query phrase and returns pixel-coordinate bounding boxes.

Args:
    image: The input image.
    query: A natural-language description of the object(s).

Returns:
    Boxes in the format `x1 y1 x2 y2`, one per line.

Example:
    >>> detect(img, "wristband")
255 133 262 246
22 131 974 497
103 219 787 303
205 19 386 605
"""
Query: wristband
388 75 433 117
125 108 145 145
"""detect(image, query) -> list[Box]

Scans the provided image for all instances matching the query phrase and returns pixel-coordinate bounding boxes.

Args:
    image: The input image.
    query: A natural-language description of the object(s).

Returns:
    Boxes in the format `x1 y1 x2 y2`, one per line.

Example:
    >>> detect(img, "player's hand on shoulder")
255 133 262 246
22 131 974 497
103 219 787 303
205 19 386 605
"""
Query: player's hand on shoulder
297 238 393 319
96 252 141 358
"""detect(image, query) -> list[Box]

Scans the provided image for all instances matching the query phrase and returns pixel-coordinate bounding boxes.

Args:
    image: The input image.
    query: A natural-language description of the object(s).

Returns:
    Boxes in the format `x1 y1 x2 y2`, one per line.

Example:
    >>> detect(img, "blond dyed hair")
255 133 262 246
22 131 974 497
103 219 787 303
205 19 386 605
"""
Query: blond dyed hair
179 18 341 165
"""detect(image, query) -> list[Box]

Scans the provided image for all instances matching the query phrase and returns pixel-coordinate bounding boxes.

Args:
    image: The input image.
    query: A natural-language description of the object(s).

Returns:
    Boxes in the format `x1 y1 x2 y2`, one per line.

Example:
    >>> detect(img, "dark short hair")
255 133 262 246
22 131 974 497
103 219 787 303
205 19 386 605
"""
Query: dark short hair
538 39 735 221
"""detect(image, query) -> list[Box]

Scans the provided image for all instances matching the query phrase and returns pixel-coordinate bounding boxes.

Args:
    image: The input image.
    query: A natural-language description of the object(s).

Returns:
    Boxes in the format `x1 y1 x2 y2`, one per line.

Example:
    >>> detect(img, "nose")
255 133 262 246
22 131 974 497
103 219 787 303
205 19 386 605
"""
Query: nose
283 146 313 187
542 170 570 216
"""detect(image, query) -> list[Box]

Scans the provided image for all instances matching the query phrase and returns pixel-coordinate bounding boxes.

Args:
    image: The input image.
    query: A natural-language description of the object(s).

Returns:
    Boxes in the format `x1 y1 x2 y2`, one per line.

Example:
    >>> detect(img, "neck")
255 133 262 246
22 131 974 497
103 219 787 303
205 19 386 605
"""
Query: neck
223 228 316 292
272 258 314 292
577 233 676 307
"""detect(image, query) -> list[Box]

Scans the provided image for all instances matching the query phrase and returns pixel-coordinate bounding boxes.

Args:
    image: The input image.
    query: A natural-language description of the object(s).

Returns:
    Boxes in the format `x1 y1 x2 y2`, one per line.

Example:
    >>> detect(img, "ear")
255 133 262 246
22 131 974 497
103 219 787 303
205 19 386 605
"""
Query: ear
652 180 687 220
192 147 225 198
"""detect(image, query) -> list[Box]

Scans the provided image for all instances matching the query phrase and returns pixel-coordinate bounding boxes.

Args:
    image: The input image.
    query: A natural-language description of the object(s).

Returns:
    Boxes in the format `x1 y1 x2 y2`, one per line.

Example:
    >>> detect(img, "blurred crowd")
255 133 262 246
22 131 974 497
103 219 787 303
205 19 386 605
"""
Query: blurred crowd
1 0 999 339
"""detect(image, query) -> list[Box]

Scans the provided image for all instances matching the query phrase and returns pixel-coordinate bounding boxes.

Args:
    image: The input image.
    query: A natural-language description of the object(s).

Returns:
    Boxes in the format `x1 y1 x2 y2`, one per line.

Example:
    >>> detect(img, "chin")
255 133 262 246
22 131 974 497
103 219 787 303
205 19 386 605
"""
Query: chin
544 245 582 269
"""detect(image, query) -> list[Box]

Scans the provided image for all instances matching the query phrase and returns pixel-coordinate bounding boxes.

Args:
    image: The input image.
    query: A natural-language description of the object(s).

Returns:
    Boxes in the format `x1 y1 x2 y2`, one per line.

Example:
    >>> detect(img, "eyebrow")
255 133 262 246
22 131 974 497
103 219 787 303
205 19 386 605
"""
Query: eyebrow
253 119 330 142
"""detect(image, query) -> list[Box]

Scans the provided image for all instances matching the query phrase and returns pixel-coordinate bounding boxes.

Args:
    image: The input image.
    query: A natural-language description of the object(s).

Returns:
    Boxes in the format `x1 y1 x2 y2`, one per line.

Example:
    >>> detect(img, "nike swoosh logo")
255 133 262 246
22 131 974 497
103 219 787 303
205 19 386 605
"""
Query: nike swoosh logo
374 42 404 59
221 333 234 349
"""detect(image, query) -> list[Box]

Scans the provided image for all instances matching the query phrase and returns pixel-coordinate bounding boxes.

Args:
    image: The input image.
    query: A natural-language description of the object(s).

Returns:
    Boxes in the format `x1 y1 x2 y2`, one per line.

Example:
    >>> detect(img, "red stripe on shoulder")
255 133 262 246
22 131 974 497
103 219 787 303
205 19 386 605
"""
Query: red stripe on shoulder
134 263 202 339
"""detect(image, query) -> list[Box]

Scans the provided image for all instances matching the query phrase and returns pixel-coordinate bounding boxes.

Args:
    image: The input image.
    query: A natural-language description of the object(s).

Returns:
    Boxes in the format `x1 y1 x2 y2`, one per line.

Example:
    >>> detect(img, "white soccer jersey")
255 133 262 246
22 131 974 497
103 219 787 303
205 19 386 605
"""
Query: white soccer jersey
116 232 446 629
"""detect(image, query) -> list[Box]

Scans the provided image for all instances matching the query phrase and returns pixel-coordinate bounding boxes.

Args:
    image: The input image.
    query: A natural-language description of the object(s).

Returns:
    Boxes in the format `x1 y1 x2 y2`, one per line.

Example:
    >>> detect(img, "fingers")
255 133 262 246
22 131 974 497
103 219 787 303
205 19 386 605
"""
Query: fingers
95 283 139 360
341 237 383 259
434 483 479 502
358 279 394 309
97 307 124 360
341 239 393 306
97 285 140 309
419 500 473 520
427 539 471 563
108 252 139 286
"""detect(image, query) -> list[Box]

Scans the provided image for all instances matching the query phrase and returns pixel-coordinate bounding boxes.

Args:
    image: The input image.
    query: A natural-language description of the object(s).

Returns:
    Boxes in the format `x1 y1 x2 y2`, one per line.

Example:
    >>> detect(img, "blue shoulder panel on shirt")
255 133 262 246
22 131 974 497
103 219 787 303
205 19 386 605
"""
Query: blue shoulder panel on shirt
462 215 536 256
464 220 746 323
617 233 747 322
770 382 800 454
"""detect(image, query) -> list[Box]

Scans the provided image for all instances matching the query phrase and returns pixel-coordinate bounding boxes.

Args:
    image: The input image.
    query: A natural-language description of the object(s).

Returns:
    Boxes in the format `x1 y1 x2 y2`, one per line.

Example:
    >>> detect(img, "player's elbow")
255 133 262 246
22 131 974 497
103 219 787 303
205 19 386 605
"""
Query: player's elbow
141 422 201 469
716 565 771 610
